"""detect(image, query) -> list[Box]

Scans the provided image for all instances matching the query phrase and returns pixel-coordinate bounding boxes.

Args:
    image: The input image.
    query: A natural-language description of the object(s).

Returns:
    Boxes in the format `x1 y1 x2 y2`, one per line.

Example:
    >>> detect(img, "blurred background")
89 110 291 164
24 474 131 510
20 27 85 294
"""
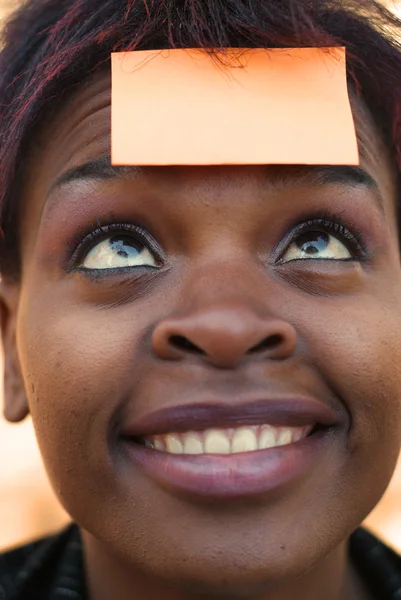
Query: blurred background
0 0 401 553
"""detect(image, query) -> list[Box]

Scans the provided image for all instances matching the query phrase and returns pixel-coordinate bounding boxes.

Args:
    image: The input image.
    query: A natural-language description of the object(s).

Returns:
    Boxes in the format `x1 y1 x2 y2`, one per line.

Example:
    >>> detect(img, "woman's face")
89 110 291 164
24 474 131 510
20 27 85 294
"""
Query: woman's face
4 71 401 595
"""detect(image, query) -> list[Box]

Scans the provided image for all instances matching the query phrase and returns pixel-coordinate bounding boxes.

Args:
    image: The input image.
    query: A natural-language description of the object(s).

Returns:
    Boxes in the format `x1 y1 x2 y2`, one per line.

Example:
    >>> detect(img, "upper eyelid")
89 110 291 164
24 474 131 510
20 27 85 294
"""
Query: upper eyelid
284 218 363 246
80 223 157 249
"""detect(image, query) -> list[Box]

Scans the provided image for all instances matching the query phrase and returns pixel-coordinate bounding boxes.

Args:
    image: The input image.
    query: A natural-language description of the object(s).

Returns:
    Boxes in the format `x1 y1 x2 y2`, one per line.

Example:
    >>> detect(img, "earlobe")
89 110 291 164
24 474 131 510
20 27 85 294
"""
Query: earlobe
0 280 29 423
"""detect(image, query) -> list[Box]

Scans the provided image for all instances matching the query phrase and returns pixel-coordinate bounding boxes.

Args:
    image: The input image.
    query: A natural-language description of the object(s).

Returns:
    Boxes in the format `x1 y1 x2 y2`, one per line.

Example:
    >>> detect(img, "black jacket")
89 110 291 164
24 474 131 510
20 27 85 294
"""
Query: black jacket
0 525 401 599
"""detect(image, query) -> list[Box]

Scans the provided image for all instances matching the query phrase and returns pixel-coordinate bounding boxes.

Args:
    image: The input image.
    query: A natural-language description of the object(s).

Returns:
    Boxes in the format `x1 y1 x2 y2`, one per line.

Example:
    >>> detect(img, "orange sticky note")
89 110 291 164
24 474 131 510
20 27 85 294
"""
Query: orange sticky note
111 47 358 166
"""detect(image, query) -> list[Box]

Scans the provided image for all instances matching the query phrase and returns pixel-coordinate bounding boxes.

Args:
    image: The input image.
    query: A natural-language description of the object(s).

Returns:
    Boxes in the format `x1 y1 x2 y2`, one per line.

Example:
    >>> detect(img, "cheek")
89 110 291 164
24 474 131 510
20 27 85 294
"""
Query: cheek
16 295 139 509
303 297 401 481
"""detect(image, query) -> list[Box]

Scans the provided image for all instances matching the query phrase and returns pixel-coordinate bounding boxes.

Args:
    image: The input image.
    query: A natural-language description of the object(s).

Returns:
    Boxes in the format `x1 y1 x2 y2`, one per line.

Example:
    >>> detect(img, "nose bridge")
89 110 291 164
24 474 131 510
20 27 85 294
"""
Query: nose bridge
184 257 266 313
152 258 298 368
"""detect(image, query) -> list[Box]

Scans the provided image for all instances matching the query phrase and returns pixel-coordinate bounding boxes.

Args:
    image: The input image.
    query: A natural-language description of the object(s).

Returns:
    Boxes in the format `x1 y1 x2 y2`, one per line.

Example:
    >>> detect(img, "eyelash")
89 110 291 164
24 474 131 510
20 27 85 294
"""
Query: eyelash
69 221 163 270
278 212 367 261
68 210 367 272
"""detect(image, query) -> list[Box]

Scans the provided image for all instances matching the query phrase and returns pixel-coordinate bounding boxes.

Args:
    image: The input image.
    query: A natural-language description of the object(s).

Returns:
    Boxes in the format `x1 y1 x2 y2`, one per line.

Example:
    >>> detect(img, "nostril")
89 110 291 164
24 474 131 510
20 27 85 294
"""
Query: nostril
169 335 206 355
249 335 283 353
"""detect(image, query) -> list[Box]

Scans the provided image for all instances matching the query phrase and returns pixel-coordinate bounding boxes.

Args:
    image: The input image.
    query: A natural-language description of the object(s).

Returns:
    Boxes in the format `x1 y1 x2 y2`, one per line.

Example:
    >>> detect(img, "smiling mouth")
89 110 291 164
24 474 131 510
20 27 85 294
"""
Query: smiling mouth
120 396 334 458
135 423 316 455
120 398 336 499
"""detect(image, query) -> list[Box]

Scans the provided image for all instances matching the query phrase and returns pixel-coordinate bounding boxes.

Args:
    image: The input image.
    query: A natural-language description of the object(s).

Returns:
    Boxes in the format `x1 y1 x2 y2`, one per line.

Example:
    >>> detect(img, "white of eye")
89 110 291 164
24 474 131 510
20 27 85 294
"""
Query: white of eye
281 231 351 263
82 236 158 270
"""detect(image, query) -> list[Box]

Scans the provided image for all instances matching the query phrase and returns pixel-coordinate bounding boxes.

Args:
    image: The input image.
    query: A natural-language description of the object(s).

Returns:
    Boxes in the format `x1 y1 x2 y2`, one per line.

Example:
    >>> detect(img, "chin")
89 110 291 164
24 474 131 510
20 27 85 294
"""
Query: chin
127 544 318 599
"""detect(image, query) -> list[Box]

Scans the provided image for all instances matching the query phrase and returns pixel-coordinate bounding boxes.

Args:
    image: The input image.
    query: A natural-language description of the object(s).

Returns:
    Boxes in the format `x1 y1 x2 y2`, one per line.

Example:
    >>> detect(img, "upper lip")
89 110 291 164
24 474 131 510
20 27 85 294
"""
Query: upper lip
120 397 339 439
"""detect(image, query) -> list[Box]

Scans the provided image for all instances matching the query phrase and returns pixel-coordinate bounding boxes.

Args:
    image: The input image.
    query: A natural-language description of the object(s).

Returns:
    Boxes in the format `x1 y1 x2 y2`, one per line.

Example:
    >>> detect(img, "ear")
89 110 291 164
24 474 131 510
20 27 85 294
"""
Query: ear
0 280 29 423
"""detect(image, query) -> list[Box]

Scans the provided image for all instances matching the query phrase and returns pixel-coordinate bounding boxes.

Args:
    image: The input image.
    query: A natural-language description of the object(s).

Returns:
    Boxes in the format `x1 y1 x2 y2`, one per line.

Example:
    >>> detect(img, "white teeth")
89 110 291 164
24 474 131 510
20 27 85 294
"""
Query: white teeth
183 432 204 455
165 435 183 454
154 438 166 452
258 425 277 450
145 424 313 456
231 427 258 453
204 430 231 454
277 429 293 447
293 429 306 443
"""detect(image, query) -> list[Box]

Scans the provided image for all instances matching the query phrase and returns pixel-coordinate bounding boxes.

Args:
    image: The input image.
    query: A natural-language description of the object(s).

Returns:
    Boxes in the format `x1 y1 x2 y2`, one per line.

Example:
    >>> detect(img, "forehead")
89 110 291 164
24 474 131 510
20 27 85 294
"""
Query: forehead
23 68 398 224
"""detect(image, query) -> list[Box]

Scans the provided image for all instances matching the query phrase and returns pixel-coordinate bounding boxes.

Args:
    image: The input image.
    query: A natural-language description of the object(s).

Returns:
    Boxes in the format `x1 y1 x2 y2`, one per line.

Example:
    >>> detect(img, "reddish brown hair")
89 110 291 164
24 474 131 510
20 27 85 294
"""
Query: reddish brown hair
0 0 401 278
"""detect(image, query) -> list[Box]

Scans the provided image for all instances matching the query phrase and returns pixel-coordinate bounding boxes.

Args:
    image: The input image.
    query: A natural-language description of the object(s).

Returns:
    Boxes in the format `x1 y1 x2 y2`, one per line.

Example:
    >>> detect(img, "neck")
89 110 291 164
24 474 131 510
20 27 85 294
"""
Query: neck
81 530 371 600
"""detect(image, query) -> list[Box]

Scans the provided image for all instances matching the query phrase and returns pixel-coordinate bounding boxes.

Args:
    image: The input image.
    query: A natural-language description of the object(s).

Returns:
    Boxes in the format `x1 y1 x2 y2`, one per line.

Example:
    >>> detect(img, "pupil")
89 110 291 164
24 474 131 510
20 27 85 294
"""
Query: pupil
296 231 329 255
110 236 141 259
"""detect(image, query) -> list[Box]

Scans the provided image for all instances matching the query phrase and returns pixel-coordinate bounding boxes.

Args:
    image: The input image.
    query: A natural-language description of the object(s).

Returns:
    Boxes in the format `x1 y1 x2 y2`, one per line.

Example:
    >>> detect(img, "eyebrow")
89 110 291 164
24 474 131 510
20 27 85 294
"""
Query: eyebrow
48 156 383 211
277 164 383 208
48 156 144 194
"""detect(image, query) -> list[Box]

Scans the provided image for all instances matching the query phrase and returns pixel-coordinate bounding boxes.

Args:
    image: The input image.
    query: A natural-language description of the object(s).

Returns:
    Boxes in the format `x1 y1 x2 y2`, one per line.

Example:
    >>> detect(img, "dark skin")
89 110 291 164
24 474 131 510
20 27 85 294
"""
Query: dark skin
1 70 401 600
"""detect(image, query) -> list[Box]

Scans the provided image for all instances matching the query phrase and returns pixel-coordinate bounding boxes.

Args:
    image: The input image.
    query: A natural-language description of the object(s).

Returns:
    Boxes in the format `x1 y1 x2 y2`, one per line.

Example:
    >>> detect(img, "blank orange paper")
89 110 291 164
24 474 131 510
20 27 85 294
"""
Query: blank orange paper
111 47 358 166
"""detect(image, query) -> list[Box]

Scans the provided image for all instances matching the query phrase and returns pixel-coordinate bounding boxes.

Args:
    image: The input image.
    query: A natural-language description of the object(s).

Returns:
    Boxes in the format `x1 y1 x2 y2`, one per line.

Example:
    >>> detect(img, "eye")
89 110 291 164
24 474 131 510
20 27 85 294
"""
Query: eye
278 216 365 264
81 234 159 270
281 230 351 263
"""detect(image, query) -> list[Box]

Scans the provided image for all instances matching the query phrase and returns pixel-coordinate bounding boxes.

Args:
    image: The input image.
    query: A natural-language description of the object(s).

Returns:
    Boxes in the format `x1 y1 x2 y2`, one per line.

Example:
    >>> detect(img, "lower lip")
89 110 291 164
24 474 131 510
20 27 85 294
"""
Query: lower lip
122 430 329 500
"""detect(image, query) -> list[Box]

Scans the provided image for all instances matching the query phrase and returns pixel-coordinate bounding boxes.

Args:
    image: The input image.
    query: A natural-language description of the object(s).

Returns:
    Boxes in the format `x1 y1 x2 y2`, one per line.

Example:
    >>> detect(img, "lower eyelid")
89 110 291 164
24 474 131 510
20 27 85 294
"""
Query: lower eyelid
75 264 160 279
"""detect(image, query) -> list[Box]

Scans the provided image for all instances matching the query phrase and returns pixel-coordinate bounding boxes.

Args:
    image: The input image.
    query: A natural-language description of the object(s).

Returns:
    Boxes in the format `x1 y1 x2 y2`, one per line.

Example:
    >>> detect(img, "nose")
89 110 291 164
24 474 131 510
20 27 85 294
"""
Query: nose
152 306 297 369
